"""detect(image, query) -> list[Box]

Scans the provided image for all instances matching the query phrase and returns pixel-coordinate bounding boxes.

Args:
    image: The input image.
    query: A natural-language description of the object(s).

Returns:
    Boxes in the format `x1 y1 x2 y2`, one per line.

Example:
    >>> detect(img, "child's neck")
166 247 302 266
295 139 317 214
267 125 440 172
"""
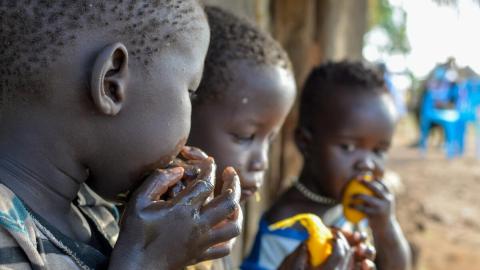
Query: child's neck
266 185 339 224
297 168 330 197
0 133 87 217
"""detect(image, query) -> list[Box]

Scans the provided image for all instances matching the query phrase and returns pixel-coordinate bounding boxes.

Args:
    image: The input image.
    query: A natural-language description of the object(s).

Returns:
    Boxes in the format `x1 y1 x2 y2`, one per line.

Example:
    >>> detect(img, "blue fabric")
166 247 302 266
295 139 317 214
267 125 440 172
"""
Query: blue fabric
0 197 28 233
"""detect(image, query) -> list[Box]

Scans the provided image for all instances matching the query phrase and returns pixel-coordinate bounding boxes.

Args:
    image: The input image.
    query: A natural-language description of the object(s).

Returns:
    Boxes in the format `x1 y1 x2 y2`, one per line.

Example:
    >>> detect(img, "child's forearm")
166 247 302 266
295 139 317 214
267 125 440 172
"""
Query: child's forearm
373 217 412 270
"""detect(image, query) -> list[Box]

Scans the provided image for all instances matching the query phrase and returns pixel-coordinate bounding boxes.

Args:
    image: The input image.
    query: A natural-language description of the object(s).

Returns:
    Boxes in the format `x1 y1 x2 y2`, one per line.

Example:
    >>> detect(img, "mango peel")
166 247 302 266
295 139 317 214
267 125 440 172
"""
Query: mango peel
269 213 333 266
342 174 374 224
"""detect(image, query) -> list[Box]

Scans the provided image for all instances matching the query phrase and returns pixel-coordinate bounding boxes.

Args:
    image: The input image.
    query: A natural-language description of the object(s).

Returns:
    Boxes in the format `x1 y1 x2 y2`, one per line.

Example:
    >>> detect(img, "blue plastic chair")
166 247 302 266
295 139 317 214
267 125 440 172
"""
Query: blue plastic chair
420 78 480 158
456 79 480 155
419 90 465 158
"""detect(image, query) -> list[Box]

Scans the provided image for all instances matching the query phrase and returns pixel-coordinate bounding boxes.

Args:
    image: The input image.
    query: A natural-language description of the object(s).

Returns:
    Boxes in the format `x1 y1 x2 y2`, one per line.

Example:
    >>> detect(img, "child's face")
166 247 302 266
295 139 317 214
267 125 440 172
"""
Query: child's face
304 91 396 201
84 12 210 201
189 61 296 201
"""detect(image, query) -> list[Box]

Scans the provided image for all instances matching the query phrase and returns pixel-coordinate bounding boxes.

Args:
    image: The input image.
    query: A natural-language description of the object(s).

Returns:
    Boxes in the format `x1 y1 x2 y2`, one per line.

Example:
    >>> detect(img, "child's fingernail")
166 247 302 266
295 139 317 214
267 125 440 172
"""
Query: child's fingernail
225 167 237 175
167 167 184 175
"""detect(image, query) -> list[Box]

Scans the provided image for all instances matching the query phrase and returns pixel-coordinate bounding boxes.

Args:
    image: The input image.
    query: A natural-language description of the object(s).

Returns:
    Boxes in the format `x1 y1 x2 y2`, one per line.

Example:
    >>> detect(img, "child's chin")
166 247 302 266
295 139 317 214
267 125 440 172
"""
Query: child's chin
240 190 255 202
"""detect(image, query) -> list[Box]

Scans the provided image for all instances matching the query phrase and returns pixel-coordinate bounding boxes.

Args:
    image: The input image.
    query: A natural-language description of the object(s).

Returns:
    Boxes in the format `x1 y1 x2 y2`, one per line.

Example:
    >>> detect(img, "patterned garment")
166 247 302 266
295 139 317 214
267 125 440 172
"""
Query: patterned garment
241 205 371 270
0 183 119 270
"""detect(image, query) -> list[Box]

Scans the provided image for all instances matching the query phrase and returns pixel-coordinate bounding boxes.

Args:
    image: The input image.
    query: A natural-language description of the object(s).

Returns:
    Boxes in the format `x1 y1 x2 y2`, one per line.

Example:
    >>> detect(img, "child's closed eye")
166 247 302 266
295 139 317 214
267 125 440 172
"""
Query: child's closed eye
373 147 388 157
339 143 356 153
230 132 255 145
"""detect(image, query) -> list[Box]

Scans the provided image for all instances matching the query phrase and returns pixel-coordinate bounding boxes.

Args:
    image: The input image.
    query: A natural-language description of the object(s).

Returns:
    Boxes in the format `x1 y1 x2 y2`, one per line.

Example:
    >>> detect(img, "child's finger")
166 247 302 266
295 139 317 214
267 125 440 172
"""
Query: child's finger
331 228 366 246
331 231 352 258
360 259 376 270
169 158 201 182
359 179 389 200
374 179 391 193
350 203 380 216
220 167 241 202
175 179 215 207
336 231 352 251
131 167 184 203
205 221 241 247
175 157 216 205
322 232 354 269
352 194 384 206
196 245 232 262
180 146 209 160
195 157 216 183
355 243 376 261
200 189 240 227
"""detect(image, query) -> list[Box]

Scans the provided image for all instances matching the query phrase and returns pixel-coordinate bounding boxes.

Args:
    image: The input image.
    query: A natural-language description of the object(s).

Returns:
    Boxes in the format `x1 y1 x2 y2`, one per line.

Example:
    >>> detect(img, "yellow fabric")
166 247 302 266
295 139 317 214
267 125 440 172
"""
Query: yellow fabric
269 213 333 266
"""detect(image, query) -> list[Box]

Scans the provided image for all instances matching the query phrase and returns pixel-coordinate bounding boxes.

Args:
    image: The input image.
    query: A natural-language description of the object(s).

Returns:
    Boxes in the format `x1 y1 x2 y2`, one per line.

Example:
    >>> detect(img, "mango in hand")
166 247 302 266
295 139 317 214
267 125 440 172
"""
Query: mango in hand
342 173 374 224
269 213 333 266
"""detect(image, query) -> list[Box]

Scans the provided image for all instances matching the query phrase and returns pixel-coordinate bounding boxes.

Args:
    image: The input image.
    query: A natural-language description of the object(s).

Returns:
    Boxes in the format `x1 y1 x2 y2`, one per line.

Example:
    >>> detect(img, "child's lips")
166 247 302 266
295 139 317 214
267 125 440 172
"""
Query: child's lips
241 187 258 201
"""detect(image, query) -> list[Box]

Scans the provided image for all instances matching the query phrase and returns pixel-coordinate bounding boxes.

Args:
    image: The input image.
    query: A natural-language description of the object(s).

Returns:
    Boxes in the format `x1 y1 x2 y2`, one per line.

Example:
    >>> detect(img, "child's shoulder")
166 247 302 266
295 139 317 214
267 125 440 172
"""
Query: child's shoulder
264 203 299 225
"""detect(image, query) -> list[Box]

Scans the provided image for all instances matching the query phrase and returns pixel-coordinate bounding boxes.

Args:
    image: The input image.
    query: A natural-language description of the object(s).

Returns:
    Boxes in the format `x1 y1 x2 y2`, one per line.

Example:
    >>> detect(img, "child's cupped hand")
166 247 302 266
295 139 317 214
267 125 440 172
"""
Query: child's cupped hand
350 178 395 230
279 230 376 270
110 147 242 270
335 229 376 270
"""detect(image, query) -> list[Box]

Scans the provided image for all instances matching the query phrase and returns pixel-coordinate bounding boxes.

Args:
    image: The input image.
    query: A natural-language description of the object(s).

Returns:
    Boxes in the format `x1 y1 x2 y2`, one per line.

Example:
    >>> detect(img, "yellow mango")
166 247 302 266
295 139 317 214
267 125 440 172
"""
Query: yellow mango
269 213 333 266
342 174 374 224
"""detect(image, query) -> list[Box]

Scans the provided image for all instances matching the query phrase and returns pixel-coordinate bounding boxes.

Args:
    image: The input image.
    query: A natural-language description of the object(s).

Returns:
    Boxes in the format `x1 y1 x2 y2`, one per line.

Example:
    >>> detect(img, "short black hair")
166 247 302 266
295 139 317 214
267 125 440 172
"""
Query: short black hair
0 0 204 104
299 61 387 130
193 6 291 104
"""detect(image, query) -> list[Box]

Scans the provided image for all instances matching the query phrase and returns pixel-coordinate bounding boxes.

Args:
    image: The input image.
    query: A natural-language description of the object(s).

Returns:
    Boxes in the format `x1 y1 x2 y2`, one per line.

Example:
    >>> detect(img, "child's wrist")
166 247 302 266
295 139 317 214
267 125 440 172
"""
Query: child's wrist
370 215 397 232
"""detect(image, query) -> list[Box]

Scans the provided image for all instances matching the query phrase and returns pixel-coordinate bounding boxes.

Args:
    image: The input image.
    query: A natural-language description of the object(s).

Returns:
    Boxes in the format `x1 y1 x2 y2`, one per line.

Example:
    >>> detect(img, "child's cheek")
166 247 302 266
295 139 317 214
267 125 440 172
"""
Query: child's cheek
331 150 353 199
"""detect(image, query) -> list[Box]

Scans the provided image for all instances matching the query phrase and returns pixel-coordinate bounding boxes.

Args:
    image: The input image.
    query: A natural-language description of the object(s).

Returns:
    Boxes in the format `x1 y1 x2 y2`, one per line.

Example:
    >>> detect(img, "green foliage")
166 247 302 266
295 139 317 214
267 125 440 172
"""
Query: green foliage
368 0 410 54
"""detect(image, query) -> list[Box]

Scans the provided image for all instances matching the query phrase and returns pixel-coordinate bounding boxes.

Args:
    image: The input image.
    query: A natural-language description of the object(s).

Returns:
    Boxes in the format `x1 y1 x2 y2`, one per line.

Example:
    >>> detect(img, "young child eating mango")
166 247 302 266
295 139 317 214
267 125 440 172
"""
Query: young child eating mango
244 62 411 270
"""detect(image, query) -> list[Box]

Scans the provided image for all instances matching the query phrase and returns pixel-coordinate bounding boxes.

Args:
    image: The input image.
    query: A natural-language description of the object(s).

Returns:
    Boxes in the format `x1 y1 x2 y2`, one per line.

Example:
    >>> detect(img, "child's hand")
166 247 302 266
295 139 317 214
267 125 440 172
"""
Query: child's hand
278 243 310 270
336 230 376 270
278 231 355 270
349 179 412 270
195 166 243 262
110 154 242 270
350 178 395 230
169 146 243 257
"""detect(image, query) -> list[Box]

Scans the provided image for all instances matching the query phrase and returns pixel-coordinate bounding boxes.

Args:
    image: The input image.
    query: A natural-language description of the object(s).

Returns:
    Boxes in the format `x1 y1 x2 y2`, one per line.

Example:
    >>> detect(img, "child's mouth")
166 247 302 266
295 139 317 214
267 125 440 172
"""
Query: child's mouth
241 187 258 201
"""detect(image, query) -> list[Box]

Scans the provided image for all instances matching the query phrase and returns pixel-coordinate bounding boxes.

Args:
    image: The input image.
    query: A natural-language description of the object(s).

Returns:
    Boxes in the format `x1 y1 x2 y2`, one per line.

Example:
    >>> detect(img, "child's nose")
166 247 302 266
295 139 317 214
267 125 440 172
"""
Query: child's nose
354 155 382 177
249 147 269 172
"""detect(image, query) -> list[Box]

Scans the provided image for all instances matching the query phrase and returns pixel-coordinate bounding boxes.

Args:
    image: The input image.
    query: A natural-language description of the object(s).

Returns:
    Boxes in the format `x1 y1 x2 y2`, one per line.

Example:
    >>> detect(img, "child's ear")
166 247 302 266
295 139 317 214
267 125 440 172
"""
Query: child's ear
295 126 313 156
90 43 129 116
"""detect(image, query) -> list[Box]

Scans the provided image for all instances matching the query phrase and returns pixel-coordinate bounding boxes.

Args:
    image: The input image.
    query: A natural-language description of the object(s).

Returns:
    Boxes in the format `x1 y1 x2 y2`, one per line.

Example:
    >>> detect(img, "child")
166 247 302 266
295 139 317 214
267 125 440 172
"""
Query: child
188 7 370 270
243 61 412 270
0 1 241 269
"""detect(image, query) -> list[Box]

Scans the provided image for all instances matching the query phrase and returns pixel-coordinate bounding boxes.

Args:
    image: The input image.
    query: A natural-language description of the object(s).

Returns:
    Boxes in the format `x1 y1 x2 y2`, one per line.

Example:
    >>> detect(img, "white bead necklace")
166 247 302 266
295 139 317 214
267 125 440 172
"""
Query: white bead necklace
293 181 337 205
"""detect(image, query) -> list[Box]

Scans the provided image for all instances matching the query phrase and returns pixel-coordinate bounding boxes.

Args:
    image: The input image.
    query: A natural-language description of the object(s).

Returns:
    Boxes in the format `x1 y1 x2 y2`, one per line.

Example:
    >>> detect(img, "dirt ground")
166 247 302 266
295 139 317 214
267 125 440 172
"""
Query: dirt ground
390 118 480 270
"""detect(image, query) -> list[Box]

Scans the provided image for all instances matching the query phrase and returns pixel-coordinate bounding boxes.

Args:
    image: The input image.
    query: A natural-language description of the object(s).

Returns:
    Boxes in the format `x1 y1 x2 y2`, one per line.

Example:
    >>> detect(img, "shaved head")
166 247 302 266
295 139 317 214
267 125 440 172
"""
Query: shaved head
0 0 205 105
